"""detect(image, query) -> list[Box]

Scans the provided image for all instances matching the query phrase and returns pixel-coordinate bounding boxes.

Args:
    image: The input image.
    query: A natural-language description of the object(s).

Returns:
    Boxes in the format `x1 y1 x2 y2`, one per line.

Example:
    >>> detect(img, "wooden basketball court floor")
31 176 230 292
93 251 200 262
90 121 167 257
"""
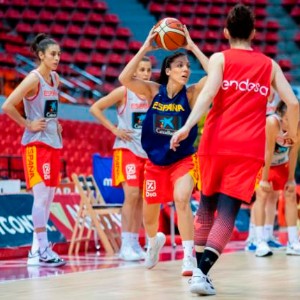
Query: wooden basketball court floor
0 241 299 300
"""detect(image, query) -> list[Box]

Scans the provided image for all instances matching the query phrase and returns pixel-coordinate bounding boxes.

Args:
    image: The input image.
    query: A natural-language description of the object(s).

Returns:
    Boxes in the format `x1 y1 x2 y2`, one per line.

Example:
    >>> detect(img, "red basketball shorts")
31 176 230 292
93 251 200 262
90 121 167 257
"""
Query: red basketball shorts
112 148 146 188
22 143 61 189
199 155 263 203
256 163 289 191
143 154 199 204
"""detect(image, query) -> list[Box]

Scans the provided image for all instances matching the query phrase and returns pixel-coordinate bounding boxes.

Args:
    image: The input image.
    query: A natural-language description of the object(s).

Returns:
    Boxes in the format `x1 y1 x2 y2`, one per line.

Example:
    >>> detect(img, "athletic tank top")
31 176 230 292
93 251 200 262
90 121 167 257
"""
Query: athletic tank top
113 89 149 158
266 92 280 116
270 114 290 166
21 70 62 149
199 49 272 160
141 84 198 166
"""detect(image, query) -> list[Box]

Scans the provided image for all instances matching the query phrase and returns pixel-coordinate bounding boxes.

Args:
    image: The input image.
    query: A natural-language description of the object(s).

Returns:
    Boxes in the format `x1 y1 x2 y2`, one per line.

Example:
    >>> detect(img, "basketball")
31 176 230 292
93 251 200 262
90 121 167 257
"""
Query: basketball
153 18 186 51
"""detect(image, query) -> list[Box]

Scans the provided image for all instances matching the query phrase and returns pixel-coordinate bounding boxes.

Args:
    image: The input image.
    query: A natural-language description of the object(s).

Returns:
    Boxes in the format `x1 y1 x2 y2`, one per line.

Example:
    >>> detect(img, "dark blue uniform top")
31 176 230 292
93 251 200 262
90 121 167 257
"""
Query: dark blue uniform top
141 84 198 166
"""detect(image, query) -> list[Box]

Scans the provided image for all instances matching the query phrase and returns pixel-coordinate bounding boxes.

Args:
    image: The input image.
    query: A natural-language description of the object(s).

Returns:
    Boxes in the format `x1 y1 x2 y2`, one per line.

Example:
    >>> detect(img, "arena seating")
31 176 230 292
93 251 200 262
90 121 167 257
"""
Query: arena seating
0 0 156 98
0 114 115 181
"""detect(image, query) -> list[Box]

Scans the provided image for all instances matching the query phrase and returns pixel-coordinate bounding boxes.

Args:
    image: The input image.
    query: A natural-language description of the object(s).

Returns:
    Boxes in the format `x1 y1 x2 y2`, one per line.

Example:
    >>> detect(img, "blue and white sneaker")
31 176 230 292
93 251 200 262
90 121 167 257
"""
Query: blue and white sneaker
244 238 257 252
267 236 286 250
286 241 300 255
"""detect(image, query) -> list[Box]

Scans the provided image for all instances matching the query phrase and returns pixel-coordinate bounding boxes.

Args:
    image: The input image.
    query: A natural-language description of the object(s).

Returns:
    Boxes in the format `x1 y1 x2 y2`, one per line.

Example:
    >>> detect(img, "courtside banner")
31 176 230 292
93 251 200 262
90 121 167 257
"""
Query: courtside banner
0 194 66 248
92 154 124 204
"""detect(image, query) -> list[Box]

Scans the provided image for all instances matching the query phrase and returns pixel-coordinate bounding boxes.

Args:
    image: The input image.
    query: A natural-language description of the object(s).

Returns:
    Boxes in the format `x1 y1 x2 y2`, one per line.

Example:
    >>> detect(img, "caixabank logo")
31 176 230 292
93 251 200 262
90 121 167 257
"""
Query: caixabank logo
44 99 58 118
154 114 181 136
132 112 146 129
145 180 157 197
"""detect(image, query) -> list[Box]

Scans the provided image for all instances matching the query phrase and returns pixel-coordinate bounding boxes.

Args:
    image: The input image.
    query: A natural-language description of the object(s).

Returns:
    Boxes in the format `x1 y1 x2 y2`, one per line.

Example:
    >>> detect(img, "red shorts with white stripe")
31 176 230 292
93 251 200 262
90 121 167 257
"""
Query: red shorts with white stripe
22 143 61 189
199 155 263 203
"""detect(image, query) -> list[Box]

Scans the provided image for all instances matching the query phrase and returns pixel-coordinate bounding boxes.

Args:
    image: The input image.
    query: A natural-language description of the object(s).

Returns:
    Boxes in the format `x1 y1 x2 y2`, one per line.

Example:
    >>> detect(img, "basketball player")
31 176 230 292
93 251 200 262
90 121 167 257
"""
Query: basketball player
245 90 285 252
1 33 65 267
90 57 152 261
170 4 299 295
119 26 209 276
253 101 300 257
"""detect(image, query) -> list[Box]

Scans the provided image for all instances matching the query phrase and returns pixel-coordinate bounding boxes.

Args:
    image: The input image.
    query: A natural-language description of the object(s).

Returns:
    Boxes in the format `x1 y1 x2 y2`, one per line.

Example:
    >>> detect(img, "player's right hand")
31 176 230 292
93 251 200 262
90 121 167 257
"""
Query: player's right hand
27 118 47 132
114 128 133 142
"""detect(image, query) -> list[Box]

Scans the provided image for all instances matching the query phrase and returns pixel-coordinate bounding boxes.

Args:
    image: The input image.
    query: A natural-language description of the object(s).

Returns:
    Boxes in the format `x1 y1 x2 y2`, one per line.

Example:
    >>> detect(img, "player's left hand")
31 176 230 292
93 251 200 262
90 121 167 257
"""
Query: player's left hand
284 180 296 193
170 125 190 151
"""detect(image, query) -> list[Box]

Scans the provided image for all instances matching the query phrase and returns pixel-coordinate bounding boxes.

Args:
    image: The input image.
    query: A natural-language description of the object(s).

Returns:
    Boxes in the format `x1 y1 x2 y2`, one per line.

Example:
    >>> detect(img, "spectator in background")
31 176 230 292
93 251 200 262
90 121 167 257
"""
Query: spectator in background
90 57 152 261
119 26 208 276
170 4 299 295
1 33 65 267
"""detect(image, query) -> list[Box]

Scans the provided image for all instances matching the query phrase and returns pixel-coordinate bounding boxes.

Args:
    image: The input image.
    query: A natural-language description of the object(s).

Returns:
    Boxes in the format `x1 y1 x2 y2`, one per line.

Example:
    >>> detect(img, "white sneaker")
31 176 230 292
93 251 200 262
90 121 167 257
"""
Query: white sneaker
27 250 40 266
133 243 147 260
286 241 300 255
189 268 216 295
145 232 166 269
38 246 66 267
119 245 141 261
255 240 273 257
181 256 196 276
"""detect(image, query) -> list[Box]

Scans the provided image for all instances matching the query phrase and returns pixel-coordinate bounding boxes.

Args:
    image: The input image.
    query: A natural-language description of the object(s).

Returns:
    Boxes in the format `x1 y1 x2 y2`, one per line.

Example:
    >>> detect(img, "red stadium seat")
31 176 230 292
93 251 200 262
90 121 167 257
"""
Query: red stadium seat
50 24 66 37
111 40 128 52
66 24 83 36
129 41 143 52
95 39 112 52
22 9 38 21
86 65 103 77
107 53 123 66
32 23 50 34
74 52 90 64
60 53 74 64
83 25 99 37
71 11 86 23
16 22 32 34
92 1 108 13
88 12 104 25
278 59 292 71
5 8 21 20
79 38 94 50
116 27 132 39
90 53 106 65
55 10 70 23
39 9 54 22
61 38 79 50
103 14 120 26
99 26 115 38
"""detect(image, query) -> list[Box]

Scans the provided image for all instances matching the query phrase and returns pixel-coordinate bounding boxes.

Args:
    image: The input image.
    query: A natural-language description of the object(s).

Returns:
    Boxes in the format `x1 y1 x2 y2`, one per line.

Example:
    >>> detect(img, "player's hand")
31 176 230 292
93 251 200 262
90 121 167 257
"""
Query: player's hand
170 125 190 151
259 180 272 192
284 180 296 193
143 27 159 51
113 128 133 142
282 132 297 146
27 118 47 132
182 25 195 51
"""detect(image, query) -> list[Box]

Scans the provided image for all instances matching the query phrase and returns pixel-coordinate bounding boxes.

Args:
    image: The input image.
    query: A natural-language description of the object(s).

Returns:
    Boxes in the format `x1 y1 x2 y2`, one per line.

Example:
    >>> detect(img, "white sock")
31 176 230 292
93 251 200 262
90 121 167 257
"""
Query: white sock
121 232 131 247
248 222 256 240
182 240 194 259
288 226 298 244
131 233 140 247
37 231 48 250
148 235 157 248
31 232 39 253
264 224 273 241
256 226 264 241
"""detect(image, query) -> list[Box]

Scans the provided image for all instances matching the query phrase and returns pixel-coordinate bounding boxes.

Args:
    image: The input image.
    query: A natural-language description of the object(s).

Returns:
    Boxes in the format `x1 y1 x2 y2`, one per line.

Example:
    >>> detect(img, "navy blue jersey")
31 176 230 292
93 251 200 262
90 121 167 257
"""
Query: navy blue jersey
141 85 198 166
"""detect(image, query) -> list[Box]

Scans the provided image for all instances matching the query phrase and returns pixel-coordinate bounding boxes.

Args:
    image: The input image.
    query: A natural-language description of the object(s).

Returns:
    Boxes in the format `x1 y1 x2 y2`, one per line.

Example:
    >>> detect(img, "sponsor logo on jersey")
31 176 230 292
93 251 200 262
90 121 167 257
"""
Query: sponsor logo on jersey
130 103 149 110
42 163 51 180
126 164 137 180
152 101 185 112
145 180 157 197
222 79 269 96
44 99 58 118
44 90 58 97
154 115 181 136
132 112 146 129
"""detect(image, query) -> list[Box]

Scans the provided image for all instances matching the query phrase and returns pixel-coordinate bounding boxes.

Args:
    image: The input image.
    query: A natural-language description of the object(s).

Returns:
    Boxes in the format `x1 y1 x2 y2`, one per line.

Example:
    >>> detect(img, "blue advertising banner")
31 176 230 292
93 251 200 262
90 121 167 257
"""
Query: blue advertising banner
92 154 124 204
0 194 66 248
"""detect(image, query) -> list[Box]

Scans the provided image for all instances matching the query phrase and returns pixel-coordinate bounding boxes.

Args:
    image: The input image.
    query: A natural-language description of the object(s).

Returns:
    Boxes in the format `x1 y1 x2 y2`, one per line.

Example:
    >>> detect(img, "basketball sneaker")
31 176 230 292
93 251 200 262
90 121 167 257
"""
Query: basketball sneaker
181 256 196 276
255 240 273 257
286 241 300 256
132 243 147 260
244 238 257 252
189 268 216 295
144 232 166 269
38 246 66 267
27 249 40 266
267 236 285 250
119 245 141 261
